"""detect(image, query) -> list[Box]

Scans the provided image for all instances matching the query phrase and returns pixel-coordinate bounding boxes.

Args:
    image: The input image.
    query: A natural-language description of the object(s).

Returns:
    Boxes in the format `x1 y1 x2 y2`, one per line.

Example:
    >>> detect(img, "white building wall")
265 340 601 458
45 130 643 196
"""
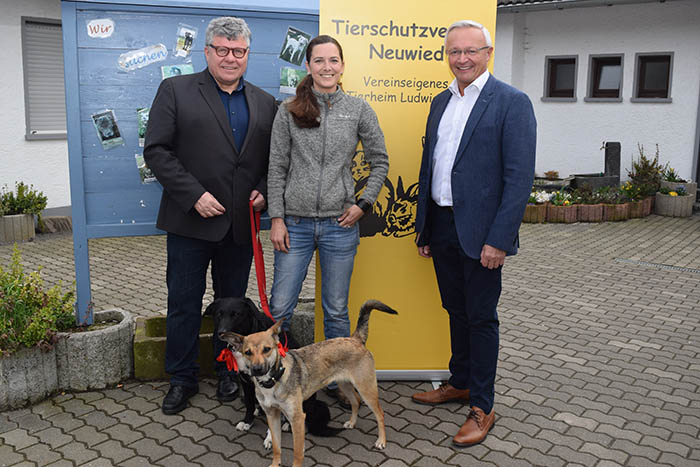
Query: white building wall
0 0 69 210
495 0 700 181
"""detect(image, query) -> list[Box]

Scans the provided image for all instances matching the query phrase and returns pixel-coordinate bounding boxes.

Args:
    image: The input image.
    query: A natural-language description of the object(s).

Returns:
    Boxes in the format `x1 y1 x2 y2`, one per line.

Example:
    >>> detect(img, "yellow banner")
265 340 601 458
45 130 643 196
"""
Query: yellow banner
317 1 497 374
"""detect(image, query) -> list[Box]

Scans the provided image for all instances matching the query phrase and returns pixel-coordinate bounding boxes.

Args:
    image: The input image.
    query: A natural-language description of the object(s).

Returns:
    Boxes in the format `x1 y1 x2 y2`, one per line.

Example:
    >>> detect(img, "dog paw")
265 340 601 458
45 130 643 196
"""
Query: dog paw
282 421 290 432
235 421 252 431
263 430 272 450
374 439 386 450
254 407 262 416
343 421 355 429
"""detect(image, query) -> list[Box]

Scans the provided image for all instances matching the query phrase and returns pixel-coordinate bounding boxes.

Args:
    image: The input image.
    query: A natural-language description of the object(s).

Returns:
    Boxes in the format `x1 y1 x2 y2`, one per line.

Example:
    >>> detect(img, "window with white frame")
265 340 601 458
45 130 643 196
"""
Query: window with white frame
632 52 673 103
585 54 623 102
21 17 67 140
542 55 577 102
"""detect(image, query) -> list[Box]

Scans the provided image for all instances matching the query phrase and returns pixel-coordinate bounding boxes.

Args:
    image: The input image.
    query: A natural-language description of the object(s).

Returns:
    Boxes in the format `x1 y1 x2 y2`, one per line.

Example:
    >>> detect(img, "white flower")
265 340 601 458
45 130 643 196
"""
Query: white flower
534 190 553 204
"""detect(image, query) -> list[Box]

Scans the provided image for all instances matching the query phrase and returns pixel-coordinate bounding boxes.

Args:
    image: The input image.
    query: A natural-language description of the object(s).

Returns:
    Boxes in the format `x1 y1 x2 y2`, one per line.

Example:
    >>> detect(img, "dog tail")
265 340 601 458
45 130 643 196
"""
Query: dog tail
352 300 398 345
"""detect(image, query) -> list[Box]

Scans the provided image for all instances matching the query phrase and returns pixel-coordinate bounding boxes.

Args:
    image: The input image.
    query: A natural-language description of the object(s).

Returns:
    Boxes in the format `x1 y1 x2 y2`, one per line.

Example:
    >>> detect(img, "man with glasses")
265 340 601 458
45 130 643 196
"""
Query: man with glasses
145 16 277 415
412 20 536 446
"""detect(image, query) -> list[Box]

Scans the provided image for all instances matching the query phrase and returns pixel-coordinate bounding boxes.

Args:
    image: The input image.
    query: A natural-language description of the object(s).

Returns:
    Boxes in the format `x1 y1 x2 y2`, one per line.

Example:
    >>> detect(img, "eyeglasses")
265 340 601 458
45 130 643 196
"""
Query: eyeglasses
208 44 249 58
448 46 490 58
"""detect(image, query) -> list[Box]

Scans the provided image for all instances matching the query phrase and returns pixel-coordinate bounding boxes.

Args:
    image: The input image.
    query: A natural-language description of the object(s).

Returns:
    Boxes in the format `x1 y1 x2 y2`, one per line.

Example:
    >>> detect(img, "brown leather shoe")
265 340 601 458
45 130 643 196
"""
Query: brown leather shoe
412 383 470 405
453 406 495 447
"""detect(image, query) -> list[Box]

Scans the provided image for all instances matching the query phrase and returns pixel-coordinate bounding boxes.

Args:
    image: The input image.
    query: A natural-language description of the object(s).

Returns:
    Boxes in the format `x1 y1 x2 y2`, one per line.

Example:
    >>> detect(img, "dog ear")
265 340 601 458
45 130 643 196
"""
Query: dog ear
269 319 284 337
243 297 259 312
219 331 245 350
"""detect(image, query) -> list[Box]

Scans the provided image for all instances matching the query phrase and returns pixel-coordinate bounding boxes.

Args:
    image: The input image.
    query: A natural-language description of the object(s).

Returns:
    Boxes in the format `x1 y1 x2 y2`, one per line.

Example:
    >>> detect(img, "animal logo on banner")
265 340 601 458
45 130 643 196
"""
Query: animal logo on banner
352 150 418 238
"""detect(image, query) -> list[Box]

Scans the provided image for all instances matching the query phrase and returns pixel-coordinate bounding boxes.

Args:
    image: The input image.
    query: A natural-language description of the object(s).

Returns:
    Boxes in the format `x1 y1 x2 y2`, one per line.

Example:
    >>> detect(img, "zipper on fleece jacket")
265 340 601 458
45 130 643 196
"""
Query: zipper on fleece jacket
314 95 331 215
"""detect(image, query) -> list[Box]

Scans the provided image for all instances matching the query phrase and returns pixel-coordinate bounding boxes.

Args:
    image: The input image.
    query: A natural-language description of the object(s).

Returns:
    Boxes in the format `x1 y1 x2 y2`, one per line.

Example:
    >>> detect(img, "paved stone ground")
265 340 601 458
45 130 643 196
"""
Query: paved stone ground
1 214 700 466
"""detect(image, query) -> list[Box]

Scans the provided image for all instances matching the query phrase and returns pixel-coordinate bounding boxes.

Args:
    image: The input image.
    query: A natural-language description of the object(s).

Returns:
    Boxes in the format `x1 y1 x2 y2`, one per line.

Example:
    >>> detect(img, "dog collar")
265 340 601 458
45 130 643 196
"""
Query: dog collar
258 358 285 389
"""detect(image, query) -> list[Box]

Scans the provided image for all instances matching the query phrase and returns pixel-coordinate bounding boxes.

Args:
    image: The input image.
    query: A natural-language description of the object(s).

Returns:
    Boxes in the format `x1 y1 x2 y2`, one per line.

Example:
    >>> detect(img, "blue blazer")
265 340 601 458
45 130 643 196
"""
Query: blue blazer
415 75 536 259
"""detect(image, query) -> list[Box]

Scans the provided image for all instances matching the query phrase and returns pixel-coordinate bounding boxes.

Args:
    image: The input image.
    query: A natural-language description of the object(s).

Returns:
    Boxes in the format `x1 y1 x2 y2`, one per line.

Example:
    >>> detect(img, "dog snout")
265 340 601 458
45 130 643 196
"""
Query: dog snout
251 364 267 376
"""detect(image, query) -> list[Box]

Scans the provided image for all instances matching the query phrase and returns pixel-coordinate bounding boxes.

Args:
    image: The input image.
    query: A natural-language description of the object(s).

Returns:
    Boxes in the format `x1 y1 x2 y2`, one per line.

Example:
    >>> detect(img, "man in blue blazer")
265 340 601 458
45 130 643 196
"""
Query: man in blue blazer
412 20 536 446
145 17 277 415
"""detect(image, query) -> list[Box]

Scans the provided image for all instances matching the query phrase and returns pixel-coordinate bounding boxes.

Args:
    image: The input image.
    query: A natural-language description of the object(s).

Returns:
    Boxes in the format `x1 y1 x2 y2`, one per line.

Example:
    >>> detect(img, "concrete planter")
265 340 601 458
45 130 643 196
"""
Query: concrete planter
660 180 697 198
0 213 35 244
523 204 547 223
570 174 619 191
655 193 694 218
56 309 134 391
0 346 58 411
134 302 314 381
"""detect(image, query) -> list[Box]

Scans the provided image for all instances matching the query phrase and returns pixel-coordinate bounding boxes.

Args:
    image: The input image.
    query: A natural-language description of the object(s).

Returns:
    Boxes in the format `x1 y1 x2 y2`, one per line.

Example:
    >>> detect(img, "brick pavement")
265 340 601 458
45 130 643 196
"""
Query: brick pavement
1 214 700 466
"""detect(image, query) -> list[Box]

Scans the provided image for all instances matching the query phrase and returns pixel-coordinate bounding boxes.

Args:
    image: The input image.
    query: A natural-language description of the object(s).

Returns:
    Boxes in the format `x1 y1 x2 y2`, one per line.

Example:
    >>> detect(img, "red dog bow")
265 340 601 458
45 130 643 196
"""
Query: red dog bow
217 348 238 372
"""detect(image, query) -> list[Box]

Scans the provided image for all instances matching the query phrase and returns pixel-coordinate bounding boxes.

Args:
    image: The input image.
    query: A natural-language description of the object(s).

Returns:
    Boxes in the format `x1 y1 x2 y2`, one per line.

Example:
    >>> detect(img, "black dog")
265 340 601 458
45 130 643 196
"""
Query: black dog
204 297 341 441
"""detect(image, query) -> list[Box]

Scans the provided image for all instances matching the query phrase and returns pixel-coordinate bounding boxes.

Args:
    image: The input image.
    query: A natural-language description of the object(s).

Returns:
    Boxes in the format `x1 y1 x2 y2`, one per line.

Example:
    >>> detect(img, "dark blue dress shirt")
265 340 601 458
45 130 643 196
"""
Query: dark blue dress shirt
213 75 249 152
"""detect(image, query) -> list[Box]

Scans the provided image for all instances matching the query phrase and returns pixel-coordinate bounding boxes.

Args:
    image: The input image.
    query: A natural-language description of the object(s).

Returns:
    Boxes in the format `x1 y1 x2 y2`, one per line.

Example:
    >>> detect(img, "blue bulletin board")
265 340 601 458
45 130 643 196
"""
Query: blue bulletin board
61 0 319 323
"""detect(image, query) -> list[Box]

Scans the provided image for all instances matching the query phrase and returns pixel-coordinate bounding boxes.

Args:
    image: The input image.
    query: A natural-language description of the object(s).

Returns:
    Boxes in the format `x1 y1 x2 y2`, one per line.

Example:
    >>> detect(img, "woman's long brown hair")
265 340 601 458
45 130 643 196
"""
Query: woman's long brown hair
287 35 344 128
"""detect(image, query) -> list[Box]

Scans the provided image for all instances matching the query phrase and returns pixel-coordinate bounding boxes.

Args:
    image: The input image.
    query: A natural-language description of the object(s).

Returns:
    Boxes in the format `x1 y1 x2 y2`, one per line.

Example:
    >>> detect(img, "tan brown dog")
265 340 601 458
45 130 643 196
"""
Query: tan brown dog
220 299 397 467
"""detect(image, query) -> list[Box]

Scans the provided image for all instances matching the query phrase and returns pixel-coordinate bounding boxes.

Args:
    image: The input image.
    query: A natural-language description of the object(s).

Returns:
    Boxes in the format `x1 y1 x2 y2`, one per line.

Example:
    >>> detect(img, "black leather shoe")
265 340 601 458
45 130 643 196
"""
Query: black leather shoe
216 375 239 402
162 384 198 415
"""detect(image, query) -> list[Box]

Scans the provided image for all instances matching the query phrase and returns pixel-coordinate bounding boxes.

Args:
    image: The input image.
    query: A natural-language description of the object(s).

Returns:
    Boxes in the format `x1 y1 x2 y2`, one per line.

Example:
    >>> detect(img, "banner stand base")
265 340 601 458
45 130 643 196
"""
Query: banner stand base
376 370 450 381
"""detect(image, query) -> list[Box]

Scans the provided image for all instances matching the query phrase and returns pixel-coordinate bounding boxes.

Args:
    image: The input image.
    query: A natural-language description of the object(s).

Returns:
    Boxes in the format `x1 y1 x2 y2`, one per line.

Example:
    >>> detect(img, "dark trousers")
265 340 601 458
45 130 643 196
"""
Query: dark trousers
429 203 501 413
165 228 253 387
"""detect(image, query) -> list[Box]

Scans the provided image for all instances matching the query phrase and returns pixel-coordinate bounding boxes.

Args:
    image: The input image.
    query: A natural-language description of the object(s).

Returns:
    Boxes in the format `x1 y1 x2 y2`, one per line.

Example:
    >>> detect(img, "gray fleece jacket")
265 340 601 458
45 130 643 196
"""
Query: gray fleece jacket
267 87 389 219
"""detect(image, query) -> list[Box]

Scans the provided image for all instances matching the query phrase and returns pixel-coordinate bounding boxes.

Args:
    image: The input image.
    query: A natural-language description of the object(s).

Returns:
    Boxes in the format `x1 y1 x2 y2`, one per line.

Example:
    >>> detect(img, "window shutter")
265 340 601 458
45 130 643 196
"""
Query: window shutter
22 19 67 139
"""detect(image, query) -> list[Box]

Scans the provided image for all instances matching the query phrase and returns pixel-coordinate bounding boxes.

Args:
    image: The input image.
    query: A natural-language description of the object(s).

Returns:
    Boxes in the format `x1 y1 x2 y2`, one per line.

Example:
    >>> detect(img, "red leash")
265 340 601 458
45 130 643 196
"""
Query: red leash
249 199 273 321
217 201 288 372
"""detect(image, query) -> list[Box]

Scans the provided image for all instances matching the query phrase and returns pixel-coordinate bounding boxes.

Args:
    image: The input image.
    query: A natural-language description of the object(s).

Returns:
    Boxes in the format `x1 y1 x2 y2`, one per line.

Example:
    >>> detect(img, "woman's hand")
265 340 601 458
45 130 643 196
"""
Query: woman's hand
270 218 290 253
338 205 364 228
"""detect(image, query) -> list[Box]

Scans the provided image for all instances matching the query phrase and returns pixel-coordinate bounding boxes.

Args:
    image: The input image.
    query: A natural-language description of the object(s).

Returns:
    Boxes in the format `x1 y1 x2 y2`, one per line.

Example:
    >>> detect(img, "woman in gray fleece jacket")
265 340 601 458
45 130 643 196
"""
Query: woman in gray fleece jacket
267 35 389 402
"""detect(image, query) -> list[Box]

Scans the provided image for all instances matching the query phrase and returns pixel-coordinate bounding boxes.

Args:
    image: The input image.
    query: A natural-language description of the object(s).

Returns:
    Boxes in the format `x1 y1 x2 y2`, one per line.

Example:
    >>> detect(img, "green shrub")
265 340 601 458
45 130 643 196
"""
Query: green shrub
627 144 663 197
1 182 48 231
662 166 687 183
0 246 75 356
595 185 624 204
572 184 601 205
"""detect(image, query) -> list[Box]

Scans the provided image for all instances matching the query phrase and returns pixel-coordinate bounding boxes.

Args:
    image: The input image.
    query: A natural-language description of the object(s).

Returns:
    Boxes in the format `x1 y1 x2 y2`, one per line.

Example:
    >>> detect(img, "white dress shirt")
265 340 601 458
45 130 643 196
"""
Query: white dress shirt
431 71 490 206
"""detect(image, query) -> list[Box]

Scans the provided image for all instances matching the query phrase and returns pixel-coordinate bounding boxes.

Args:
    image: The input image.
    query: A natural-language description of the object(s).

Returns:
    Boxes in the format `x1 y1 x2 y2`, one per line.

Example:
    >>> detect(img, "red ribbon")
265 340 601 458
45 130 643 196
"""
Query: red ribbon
217 348 238 372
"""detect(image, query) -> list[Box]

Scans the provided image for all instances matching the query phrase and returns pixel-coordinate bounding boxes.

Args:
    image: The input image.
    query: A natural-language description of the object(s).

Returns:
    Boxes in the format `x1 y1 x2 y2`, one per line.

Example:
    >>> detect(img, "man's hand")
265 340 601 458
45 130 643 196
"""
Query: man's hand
270 218 290 253
338 205 364 228
417 245 432 258
249 190 265 212
194 192 225 218
481 244 506 269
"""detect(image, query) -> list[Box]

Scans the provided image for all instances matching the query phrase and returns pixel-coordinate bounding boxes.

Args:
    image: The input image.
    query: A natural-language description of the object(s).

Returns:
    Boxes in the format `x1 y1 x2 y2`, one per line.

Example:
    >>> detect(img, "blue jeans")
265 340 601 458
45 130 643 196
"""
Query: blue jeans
165 229 253 387
270 216 359 341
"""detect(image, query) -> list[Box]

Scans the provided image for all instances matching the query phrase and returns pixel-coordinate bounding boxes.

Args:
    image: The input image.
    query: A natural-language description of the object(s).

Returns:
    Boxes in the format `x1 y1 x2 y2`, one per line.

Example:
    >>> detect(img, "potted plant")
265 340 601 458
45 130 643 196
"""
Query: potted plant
546 190 577 223
573 184 603 222
620 181 646 218
660 166 697 199
597 185 629 222
0 246 75 410
655 186 694 217
627 144 663 216
0 182 48 244
523 190 550 223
